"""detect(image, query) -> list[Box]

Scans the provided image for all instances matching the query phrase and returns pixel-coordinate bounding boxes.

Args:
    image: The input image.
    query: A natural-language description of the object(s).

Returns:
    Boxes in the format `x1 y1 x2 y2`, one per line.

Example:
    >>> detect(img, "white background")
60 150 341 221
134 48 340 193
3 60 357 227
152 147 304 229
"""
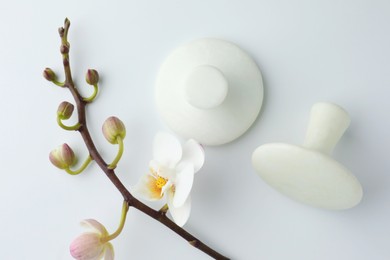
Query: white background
1 1 389 259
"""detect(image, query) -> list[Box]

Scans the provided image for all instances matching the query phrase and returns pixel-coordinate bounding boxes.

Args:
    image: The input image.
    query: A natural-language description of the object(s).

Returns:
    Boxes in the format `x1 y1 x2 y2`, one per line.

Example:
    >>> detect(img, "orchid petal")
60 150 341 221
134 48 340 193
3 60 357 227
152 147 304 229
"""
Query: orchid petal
131 173 163 201
149 160 174 180
173 164 194 208
103 243 115 260
161 180 173 196
153 132 182 168
167 189 191 227
81 219 108 236
180 139 205 173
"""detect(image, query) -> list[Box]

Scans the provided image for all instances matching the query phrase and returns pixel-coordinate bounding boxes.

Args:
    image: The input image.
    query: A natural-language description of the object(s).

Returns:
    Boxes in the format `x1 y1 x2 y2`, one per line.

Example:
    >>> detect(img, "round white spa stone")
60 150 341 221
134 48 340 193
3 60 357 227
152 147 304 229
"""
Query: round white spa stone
155 38 263 146
252 143 363 210
185 65 228 109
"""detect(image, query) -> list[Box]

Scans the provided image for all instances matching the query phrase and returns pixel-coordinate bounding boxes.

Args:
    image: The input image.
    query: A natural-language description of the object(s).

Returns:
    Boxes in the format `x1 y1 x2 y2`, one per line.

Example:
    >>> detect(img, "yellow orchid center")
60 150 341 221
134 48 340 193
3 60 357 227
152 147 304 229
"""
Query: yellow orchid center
155 176 168 188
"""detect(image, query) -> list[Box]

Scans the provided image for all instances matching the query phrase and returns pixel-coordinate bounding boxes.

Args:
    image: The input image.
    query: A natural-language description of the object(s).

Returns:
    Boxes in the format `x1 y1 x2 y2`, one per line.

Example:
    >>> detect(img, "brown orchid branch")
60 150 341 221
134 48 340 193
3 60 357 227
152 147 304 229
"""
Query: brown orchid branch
45 18 229 260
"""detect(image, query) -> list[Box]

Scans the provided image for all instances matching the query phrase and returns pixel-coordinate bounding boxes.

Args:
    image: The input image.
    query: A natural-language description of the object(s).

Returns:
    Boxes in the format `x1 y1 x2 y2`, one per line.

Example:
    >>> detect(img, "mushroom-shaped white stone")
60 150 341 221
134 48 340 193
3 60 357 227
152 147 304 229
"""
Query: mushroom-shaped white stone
155 38 263 146
252 102 363 210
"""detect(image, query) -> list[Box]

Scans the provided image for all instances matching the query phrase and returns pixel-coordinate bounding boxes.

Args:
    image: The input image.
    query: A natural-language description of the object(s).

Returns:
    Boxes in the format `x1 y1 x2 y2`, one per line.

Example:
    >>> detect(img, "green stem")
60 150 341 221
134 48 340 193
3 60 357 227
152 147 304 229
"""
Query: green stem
83 84 98 102
53 80 65 87
104 201 129 242
108 136 124 169
57 116 81 131
65 156 92 175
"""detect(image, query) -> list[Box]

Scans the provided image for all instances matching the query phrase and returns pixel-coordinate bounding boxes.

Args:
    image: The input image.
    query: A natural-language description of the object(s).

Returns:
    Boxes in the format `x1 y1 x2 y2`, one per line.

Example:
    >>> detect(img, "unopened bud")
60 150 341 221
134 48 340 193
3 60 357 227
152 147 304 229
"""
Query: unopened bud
60 43 70 54
102 116 126 144
64 18 70 28
57 101 74 120
49 144 76 169
58 27 65 37
86 69 99 85
43 68 57 82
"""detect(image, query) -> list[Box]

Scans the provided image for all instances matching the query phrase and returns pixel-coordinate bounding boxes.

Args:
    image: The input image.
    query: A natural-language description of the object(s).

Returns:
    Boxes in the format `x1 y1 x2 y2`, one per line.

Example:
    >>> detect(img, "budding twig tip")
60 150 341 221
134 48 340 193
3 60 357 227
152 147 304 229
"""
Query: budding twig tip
64 17 70 27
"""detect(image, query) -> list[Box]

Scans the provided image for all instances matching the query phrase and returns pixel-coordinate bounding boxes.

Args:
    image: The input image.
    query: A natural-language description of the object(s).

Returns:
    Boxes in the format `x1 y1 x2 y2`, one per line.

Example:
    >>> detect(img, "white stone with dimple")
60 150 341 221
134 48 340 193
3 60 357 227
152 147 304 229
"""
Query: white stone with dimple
155 38 263 146
252 102 363 210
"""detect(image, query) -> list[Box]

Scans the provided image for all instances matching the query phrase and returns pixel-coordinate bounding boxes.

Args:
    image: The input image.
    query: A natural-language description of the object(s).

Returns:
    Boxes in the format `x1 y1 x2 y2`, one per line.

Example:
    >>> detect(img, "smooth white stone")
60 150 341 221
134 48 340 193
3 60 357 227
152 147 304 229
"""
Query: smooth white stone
252 102 363 210
185 65 228 109
303 102 351 154
155 38 263 146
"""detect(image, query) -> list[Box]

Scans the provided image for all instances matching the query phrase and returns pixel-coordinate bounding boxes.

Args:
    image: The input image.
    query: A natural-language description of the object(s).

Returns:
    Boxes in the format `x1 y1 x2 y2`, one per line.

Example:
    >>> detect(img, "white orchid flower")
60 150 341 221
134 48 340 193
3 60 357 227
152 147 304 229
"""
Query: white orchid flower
133 132 205 227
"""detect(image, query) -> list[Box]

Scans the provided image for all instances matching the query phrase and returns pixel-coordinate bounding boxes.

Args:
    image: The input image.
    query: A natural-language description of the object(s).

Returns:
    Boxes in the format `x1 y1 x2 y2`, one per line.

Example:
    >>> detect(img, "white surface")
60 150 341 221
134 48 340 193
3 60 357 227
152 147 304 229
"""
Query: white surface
156 38 263 145
252 102 363 210
1 1 390 260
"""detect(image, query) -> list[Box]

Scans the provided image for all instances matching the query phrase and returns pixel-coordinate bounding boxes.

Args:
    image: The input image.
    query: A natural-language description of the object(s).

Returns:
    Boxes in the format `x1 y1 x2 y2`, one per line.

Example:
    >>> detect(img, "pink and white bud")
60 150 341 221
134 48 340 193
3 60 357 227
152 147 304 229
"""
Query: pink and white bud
57 101 74 120
49 143 76 169
70 219 114 260
70 233 106 260
102 116 126 144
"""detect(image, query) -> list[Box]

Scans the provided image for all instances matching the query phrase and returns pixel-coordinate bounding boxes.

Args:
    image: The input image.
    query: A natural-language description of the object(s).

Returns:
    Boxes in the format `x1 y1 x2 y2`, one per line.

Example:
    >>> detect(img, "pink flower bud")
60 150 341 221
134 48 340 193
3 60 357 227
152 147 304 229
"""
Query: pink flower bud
49 143 76 169
102 116 126 144
70 219 114 260
85 69 99 85
57 101 74 120
70 233 105 260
